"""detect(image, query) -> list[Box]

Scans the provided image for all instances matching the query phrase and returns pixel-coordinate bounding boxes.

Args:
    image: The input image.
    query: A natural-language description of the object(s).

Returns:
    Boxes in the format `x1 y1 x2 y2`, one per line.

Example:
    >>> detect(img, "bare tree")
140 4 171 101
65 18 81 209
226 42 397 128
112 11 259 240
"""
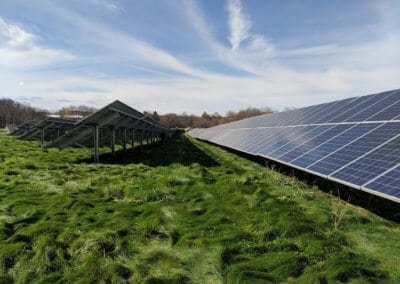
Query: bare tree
0 99 47 128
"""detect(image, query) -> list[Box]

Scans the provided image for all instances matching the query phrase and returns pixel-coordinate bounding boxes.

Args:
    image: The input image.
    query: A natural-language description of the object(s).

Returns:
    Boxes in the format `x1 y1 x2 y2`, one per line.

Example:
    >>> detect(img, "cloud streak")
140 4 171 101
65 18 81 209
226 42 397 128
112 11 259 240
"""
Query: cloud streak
227 0 251 50
1 0 399 115
0 17 73 69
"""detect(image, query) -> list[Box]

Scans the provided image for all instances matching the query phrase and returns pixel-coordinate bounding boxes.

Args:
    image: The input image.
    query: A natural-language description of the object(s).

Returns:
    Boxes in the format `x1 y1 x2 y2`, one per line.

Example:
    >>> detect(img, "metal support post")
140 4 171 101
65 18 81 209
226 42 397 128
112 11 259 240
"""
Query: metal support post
94 125 99 163
131 129 135 149
111 126 115 158
40 128 45 148
123 128 127 151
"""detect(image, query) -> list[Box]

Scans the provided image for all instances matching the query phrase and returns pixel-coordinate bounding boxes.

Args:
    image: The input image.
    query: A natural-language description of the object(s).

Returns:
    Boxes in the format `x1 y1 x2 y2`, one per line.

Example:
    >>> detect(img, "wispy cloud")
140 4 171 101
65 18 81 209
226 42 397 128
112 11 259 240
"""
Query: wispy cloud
227 0 251 50
1 0 399 115
0 17 74 69
87 0 123 13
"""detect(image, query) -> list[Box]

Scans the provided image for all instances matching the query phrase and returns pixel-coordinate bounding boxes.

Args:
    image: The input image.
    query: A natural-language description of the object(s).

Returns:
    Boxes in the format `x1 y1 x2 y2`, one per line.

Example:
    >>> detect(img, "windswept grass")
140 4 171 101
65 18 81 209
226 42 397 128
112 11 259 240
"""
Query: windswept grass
0 129 399 283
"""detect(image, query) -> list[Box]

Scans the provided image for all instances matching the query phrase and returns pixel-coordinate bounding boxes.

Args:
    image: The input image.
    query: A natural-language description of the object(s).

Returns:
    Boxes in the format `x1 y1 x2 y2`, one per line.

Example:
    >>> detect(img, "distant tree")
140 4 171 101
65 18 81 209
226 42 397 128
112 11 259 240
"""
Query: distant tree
157 106 275 129
57 105 97 119
0 98 47 128
152 111 160 122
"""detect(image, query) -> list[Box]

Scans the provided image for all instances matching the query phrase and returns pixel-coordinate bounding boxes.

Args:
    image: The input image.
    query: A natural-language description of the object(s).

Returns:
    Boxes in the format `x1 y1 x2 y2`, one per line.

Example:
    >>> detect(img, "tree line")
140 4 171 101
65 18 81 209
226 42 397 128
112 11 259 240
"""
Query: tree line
1 98 278 129
0 99 47 128
57 105 98 119
145 106 274 129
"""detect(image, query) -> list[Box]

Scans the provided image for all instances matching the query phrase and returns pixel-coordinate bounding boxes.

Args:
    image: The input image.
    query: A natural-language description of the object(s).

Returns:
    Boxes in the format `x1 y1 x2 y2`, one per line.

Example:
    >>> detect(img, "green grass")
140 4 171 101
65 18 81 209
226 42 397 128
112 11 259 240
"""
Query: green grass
0 129 399 283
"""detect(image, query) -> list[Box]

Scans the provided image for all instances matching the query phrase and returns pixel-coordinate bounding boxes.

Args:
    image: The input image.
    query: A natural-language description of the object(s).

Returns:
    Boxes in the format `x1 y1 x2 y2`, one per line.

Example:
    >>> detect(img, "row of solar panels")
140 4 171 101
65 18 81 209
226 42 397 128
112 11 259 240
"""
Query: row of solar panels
11 118 76 141
11 100 171 150
189 89 400 203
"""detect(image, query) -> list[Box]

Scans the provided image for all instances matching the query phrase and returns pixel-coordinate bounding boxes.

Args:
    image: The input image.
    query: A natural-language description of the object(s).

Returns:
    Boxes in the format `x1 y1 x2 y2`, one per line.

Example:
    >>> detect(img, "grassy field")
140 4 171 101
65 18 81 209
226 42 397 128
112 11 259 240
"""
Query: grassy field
0 129 400 283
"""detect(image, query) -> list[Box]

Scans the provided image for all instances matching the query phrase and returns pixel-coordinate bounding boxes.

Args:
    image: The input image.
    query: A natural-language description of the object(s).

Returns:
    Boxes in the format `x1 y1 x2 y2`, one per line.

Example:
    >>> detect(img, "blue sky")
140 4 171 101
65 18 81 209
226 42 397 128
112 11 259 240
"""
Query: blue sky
0 0 399 114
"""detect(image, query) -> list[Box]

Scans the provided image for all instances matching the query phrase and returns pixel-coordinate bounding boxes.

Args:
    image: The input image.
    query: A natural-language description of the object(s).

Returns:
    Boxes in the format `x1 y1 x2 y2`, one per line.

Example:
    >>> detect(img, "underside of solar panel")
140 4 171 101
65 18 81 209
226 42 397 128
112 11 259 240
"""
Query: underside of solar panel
188 89 400 203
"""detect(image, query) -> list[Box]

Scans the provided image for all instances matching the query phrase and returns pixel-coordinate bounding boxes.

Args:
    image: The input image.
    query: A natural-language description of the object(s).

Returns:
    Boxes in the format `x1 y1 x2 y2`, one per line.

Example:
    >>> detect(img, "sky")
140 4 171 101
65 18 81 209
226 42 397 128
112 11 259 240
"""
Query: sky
0 0 399 114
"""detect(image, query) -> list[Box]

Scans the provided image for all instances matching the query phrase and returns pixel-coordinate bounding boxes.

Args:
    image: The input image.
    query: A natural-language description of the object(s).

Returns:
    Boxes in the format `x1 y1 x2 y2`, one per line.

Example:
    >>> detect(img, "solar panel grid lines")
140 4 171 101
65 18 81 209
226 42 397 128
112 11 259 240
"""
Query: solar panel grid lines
275 104 324 126
261 125 322 159
218 129 245 146
228 129 258 148
297 103 336 123
239 128 276 153
290 123 375 169
234 129 262 149
363 165 400 199
245 128 284 153
330 134 400 186
304 123 383 168
309 97 360 124
344 90 400 122
361 159 400 187
188 89 400 202
208 131 230 144
278 124 354 163
366 94 400 121
251 127 298 154
257 126 309 156
309 122 400 177
328 90 398 123
268 125 332 159
306 123 387 175
324 95 381 123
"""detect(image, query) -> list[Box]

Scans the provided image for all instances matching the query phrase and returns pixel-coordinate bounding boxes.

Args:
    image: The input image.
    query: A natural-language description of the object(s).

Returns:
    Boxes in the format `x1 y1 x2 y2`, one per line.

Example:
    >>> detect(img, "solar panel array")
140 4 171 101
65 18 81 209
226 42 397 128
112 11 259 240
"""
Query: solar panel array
188 89 400 203
12 118 76 141
12 100 171 162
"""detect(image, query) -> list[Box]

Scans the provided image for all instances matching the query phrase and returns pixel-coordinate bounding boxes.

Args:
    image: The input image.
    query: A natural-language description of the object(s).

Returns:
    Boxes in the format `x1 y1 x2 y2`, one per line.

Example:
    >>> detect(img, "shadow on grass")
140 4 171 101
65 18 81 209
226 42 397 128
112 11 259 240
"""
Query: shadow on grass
78 135 220 167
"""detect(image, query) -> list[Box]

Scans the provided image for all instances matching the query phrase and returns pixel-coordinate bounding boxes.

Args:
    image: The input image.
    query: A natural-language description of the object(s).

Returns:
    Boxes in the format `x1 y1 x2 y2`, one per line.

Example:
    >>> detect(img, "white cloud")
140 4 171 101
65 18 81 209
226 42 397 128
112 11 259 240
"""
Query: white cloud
227 0 251 50
0 17 73 68
0 18 33 47
87 0 123 13
2 1 399 115
226 0 275 57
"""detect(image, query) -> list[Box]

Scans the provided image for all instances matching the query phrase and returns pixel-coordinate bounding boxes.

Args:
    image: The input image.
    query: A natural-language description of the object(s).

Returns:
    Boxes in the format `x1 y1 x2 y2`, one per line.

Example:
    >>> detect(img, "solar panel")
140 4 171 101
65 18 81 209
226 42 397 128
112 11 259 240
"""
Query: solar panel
268 125 331 159
345 90 400 122
258 126 309 156
279 124 354 163
308 122 400 175
327 92 386 123
291 123 380 169
366 99 400 121
189 89 400 203
364 164 400 200
331 135 400 186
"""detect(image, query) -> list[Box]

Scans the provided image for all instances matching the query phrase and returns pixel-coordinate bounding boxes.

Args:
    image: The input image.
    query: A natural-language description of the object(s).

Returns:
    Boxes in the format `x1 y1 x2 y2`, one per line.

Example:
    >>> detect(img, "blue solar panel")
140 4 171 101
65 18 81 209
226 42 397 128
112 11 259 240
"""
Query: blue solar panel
266 125 324 159
278 124 354 163
236 129 267 150
239 128 277 152
246 127 289 153
225 129 255 148
310 97 359 124
277 104 328 126
331 135 400 186
257 126 309 156
328 90 396 123
345 90 400 122
188 89 400 202
309 122 400 175
364 165 400 199
366 96 400 121
291 123 380 169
